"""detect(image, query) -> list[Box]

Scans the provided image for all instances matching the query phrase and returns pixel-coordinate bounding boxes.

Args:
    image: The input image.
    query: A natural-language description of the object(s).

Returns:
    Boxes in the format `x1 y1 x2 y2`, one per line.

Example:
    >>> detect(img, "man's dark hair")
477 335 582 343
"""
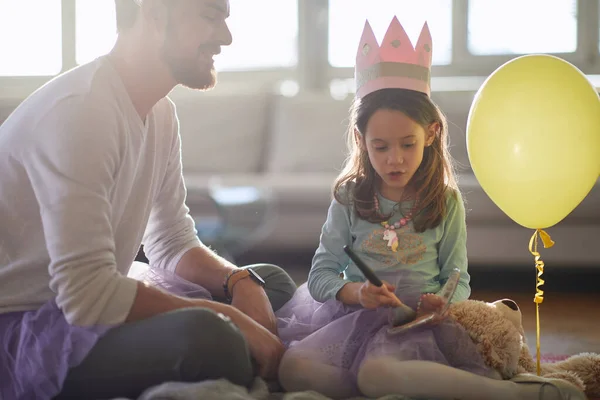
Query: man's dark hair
115 0 140 33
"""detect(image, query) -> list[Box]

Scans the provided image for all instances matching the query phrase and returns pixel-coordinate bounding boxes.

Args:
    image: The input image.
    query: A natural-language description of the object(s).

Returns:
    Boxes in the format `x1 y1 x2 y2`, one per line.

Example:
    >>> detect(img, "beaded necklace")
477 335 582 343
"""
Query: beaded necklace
374 194 419 253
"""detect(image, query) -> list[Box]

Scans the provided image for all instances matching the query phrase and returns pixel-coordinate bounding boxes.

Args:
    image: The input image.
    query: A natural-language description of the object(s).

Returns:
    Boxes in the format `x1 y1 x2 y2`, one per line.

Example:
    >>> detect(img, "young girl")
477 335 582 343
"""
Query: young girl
275 17 525 400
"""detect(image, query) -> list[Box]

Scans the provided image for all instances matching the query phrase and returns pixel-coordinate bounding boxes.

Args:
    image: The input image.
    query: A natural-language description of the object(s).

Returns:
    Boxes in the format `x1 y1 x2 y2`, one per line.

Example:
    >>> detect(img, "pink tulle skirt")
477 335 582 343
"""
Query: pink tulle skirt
0 266 212 400
275 283 495 383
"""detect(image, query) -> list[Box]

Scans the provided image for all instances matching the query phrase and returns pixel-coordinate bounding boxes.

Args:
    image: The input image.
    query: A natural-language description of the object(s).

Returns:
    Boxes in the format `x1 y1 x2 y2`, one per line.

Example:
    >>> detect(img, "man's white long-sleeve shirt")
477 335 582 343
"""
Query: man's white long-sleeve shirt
0 56 201 326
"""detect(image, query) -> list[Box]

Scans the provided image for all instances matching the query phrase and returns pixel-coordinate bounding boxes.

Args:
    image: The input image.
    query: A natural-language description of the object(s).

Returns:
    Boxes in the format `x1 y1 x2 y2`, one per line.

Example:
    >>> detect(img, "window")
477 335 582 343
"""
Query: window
328 0 453 68
0 0 62 76
468 0 577 55
72 0 298 71
215 0 298 71
76 0 117 65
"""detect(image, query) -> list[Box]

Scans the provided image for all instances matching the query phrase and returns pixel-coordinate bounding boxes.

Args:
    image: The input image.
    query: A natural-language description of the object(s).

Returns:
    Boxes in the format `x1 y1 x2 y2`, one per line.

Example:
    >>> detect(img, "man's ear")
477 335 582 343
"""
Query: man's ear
425 122 439 147
140 0 169 31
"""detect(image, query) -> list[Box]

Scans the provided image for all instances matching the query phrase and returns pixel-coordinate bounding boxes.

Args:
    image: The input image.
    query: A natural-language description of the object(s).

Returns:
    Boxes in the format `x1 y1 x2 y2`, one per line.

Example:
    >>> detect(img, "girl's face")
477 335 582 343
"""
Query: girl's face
363 109 436 202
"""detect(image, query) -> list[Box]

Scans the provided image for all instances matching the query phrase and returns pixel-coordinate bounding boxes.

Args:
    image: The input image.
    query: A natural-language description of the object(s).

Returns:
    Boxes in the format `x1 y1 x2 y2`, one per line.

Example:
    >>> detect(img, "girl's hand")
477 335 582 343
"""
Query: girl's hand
417 293 449 324
358 280 403 309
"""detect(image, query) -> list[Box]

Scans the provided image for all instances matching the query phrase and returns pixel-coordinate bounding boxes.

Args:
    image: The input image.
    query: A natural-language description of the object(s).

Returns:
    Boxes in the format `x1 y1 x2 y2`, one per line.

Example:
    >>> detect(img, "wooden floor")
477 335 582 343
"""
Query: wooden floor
471 290 600 356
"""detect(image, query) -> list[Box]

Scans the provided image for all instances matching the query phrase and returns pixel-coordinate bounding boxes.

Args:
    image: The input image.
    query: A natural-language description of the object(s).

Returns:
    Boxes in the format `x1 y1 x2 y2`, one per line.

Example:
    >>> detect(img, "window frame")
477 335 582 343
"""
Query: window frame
0 0 598 100
0 0 301 98
327 0 600 88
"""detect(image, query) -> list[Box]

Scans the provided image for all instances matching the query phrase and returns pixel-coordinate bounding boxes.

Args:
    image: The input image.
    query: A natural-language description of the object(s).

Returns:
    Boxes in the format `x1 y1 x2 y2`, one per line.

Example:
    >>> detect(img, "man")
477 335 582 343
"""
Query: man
0 0 296 398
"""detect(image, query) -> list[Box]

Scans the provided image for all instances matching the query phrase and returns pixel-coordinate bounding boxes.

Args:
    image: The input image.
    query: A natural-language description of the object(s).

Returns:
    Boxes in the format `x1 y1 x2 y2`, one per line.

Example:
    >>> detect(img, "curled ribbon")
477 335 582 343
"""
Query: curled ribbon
528 229 555 376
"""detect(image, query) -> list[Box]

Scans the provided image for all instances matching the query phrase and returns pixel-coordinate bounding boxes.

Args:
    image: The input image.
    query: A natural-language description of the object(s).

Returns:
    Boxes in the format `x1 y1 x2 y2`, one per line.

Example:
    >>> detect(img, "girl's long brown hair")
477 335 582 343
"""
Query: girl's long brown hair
333 88 460 232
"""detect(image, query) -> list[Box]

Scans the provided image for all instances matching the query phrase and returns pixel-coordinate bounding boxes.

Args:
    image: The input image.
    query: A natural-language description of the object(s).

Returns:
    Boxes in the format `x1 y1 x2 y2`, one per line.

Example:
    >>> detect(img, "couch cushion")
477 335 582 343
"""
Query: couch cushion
170 90 270 174
266 92 473 175
266 94 352 174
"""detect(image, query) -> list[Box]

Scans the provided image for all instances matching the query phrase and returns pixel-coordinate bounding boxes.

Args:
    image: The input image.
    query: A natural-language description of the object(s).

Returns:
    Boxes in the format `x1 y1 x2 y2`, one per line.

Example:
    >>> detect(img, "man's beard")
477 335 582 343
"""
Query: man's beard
159 27 218 90
163 53 217 90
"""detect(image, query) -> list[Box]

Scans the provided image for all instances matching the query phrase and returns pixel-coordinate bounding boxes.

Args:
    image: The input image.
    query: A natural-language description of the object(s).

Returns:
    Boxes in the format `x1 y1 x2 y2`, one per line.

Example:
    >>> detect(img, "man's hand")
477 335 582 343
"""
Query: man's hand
231 278 278 335
210 302 284 380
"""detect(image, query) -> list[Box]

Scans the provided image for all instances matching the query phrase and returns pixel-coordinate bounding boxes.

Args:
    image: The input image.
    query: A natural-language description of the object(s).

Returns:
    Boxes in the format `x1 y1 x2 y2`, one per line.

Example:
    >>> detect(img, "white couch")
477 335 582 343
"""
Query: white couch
170 89 600 269
1 88 596 268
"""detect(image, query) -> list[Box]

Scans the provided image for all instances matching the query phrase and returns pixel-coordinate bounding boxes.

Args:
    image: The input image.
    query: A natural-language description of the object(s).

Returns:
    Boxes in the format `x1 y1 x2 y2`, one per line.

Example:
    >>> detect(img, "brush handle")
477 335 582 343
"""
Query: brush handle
343 245 383 287
343 245 416 323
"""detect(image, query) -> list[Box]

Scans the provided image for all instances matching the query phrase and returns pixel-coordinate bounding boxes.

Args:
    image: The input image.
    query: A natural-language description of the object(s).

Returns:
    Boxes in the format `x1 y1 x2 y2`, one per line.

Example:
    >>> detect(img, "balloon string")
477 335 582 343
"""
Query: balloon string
528 229 554 376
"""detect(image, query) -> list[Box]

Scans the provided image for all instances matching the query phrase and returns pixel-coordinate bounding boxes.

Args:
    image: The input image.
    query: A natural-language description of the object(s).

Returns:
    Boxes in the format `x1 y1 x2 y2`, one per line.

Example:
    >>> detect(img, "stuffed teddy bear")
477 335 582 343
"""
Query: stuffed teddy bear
449 298 600 398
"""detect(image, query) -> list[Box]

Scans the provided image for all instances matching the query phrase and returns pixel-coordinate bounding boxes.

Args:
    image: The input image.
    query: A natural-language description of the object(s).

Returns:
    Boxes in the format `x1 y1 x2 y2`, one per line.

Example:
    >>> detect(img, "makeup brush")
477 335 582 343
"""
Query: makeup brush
343 245 416 325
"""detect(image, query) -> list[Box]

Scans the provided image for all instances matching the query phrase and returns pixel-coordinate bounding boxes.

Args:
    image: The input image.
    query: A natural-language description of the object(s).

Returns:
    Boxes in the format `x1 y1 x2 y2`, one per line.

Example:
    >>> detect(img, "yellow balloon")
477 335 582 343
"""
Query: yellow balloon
467 55 600 229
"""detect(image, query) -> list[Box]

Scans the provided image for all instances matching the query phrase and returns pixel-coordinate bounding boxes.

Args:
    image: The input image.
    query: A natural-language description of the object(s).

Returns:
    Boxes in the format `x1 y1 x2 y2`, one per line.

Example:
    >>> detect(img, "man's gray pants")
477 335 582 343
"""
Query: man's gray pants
55 263 297 399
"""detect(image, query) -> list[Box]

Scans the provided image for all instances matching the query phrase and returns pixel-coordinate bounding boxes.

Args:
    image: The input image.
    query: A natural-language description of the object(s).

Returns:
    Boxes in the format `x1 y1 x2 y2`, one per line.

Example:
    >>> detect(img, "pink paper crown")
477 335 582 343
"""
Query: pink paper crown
355 16 433 98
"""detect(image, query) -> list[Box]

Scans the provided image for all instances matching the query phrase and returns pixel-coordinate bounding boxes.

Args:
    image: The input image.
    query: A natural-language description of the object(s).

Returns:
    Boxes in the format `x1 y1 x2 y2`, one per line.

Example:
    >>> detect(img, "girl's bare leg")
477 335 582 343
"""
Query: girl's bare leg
357 357 585 400
278 349 359 399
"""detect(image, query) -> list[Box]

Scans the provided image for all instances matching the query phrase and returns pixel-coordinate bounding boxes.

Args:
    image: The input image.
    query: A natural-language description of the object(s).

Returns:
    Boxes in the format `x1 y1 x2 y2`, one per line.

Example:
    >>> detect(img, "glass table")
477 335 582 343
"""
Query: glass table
194 180 277 263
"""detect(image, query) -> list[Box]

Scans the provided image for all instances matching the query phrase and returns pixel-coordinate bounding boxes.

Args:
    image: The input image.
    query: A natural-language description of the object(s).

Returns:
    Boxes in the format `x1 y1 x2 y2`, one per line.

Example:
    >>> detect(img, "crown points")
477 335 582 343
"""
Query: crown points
355 16 433 98
356 20 380 69
415 22 433 67
380 16 414 63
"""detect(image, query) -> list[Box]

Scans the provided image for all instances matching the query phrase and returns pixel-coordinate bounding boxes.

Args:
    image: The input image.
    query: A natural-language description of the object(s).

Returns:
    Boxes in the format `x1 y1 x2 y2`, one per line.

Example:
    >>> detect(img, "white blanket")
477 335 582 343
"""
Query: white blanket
110 373 584 400
113 377 413 400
